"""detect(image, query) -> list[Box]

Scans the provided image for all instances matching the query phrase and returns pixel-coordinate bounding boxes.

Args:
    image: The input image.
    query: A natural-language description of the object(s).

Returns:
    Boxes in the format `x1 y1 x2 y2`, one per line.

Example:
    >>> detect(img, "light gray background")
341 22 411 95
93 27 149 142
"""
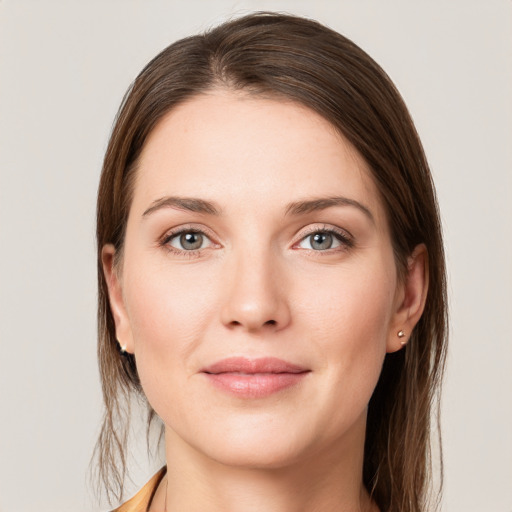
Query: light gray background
1 1 511 511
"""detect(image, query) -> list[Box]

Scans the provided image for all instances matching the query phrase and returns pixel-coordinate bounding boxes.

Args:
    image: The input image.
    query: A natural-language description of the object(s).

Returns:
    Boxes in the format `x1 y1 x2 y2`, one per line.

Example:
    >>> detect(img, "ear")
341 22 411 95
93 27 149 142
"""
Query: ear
102 244 134 354
387 244 429 353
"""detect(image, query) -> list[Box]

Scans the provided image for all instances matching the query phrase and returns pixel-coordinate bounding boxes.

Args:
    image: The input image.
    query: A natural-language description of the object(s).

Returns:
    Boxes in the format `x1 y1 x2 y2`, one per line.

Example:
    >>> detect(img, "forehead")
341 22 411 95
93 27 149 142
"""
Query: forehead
132 90 387 223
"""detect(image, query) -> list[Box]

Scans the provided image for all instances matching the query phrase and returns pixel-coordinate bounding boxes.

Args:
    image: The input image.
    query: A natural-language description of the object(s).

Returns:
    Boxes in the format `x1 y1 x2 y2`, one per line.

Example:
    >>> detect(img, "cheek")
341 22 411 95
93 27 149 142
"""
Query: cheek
294 258 396 421
296 257 396 347
122 260 219 412
125 252 220 340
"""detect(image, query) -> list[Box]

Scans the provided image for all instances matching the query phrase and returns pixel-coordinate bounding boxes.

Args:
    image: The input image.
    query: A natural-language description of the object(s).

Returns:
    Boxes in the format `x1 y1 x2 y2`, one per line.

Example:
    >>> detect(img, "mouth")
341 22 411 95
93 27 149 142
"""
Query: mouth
201 357 311 398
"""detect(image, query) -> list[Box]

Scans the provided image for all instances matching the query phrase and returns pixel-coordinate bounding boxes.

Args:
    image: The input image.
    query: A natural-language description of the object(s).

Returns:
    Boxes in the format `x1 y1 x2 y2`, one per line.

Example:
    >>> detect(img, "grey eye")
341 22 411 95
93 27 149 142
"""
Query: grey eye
310 232 334 250
168 231 207 250
180 232 203 250
297 231 344 251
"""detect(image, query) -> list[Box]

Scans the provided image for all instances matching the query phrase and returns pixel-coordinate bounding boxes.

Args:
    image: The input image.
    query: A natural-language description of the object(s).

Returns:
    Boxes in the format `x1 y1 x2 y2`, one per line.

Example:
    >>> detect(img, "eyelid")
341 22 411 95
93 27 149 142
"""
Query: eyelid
159 224 221 253
158 223 353 255
291 224 354 250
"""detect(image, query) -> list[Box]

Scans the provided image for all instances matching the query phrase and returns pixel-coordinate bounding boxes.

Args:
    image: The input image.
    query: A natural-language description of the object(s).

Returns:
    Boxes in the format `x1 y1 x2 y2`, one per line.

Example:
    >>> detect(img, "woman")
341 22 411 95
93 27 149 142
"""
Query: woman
95 12 447 512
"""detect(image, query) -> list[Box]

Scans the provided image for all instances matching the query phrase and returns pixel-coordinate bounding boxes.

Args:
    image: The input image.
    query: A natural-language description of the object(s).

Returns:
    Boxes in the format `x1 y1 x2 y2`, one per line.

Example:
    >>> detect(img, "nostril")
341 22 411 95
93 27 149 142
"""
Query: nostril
265 320 277 326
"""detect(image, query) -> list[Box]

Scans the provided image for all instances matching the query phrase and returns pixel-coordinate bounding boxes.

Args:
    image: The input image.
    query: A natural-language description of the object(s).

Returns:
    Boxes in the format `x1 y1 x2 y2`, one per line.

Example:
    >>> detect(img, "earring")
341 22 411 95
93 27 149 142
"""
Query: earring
118 340 128 354
397 330 406 346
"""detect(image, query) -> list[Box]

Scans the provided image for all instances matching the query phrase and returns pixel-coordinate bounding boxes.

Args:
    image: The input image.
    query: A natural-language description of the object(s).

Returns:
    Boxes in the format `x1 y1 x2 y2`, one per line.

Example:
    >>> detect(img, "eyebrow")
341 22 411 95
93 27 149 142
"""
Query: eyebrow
142 196 222 217
285 196 375 223
142 195 374 223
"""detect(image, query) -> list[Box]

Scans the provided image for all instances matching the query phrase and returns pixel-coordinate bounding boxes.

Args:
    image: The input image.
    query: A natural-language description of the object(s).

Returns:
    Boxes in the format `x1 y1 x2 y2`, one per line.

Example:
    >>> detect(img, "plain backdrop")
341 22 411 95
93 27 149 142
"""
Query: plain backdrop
0 1 511 511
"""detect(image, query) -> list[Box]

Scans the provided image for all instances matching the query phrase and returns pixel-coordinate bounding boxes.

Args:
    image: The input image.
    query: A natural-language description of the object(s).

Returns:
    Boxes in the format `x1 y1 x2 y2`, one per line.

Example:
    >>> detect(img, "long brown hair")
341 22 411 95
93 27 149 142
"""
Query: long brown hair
95 12 447 511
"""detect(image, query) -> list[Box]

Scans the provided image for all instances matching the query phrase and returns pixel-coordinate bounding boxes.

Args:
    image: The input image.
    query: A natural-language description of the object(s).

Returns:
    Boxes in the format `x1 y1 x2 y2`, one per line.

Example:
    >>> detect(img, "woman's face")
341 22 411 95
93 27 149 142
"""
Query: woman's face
104 91 418 469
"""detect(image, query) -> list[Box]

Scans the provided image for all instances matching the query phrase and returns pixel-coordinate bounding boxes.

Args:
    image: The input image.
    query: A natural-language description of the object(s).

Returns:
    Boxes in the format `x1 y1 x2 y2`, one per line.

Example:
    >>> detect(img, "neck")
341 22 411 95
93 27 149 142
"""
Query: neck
153 414 378 512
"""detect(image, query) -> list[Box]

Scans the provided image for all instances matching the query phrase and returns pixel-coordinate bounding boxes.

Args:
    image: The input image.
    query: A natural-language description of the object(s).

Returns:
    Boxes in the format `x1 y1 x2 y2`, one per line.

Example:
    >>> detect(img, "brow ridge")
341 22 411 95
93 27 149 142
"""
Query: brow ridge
142 196 221 217
142 195 373 222
285 196 374 222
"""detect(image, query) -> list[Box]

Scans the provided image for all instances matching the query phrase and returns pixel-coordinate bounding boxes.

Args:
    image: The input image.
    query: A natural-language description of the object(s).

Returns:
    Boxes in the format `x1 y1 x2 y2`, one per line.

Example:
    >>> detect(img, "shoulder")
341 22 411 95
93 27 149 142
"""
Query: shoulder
111 467 167 512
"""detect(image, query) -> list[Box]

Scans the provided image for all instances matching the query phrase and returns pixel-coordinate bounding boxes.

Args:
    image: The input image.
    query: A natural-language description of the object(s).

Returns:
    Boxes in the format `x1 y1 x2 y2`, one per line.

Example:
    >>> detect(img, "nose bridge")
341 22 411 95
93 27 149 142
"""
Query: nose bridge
220 241 290 332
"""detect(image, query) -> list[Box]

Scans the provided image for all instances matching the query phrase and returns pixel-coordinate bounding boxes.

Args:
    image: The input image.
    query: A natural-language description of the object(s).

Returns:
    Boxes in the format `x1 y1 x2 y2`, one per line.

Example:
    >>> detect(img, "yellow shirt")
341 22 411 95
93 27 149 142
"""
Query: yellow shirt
112 467 167 512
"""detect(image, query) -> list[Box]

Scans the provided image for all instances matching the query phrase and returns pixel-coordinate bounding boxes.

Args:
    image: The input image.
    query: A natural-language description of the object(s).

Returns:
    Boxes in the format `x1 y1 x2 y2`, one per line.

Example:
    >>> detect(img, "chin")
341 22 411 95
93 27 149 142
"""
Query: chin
179 410 328 471
203 435 307 470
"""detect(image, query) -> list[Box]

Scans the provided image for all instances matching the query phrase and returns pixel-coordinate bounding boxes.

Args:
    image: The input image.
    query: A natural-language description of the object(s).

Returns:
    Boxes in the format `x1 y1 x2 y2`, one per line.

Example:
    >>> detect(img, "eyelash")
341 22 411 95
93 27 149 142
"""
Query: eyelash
159 224 354 257
160 225 217 258
293 225 354 253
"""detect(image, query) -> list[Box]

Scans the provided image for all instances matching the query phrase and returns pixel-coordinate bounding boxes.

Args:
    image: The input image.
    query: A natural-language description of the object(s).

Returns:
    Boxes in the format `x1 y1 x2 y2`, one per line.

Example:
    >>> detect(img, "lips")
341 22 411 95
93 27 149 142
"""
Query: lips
201 357 310 398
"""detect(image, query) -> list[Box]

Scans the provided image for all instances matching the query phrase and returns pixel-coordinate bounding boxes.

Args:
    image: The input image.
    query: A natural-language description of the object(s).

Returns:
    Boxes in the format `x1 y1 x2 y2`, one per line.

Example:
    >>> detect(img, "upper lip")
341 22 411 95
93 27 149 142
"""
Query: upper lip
201 357 309 374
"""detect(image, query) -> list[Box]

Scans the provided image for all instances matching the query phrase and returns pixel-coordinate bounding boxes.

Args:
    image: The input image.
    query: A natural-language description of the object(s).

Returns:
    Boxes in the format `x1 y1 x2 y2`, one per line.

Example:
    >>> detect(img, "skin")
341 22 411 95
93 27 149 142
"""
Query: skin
103 90 428 512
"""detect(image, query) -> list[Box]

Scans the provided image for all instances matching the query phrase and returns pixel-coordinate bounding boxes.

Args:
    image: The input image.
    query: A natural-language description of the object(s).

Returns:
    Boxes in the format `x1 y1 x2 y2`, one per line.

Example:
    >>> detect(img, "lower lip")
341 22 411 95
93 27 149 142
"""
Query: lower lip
203 372 309 398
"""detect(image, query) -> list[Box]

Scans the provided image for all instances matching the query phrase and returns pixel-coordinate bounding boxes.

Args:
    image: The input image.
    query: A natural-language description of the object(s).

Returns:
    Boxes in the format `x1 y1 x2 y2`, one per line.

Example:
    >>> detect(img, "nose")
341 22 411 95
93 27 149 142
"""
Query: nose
220 248 291 333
